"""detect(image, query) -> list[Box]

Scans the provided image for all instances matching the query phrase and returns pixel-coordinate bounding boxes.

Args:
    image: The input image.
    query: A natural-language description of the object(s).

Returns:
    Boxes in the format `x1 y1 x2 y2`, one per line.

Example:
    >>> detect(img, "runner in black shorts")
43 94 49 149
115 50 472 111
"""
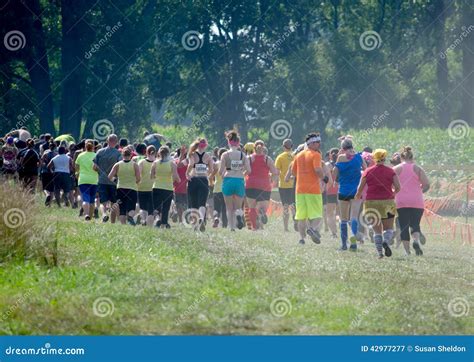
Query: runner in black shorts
186 138 214 231
108 147 140 225
275 139 296 232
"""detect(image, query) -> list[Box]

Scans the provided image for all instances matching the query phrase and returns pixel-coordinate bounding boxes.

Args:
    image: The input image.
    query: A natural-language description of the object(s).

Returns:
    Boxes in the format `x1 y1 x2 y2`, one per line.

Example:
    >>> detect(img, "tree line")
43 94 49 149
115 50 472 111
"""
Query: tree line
1 0 472 145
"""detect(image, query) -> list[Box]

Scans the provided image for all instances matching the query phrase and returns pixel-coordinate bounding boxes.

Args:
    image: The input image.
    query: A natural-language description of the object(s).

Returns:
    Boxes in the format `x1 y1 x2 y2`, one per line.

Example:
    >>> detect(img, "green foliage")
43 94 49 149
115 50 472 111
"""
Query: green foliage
348 127 474 180
1 1 472 142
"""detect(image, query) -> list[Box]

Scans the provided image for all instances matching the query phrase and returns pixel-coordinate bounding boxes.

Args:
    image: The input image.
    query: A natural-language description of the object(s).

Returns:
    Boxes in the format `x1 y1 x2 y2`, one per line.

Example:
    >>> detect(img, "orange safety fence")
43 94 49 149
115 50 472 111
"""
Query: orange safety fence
422 209 472 246
267 199 472 245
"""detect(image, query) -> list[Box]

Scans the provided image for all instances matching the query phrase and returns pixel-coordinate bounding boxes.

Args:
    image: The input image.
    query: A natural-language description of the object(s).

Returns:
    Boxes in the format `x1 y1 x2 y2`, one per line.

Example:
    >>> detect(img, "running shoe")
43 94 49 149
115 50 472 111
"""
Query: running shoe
155 220 162 228
307 228 321 244
85 215 91 221
338 246 348 251
213 217 219 228
127 216 136 226
102 215 109 223
259 209 268 224
349 236 357 251
236 215 245 230
45 195 51 207
299 239 305 245
72 202 78 209
419 232 426 245
164 223 171 229
382 241 392 257
413 241 423 256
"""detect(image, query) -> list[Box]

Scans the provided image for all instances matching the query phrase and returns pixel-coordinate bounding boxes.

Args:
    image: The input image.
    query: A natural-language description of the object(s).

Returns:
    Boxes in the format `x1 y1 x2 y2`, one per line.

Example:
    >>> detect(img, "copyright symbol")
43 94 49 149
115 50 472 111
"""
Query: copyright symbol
407 345 413 352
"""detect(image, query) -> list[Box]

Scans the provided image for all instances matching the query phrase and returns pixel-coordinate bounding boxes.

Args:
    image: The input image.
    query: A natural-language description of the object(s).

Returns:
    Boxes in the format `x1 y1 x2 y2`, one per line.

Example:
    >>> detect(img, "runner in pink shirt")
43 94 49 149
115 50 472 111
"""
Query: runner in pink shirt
393 146 430 256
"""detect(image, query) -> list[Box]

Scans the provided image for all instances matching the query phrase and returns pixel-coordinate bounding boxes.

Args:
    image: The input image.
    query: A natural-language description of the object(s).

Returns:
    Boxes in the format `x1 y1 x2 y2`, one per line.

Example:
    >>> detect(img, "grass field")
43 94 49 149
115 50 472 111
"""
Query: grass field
0 206 472 335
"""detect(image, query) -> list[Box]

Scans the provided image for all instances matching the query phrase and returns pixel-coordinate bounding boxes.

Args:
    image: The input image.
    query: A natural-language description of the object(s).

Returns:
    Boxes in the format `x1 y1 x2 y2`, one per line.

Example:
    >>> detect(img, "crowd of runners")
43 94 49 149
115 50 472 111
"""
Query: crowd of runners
1 127 430 258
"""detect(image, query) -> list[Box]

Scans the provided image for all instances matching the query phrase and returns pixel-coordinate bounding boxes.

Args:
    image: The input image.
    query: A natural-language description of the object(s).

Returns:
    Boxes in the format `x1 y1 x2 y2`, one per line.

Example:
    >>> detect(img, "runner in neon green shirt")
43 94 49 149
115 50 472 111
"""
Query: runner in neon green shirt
75 142 98 221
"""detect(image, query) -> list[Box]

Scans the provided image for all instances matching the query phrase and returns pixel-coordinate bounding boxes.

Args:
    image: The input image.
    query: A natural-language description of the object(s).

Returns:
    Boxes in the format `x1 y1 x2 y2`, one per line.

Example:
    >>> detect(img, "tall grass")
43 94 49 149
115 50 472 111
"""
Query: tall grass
0 181 56 264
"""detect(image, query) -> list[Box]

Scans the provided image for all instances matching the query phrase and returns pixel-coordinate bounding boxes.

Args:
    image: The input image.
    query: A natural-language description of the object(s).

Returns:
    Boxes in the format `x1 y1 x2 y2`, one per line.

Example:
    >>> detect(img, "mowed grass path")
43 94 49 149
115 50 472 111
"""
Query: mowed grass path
0 207 472 335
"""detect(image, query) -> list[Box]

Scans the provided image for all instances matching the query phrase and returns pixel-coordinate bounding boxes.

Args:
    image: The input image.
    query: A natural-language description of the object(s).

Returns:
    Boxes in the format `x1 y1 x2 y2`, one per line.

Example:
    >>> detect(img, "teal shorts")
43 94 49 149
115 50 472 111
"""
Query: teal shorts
222 177 245 198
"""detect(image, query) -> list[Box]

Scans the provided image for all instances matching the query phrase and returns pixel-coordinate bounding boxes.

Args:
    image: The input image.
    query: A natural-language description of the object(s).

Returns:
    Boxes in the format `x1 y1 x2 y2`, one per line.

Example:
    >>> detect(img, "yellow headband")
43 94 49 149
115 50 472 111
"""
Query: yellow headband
372 149 387 162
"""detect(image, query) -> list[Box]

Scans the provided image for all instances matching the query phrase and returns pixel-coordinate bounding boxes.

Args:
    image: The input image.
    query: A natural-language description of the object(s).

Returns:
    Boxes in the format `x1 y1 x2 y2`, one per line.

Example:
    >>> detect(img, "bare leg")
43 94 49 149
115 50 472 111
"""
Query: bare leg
298 220 307 240
110 204 118 224
224 195 236 230
326 203 338 236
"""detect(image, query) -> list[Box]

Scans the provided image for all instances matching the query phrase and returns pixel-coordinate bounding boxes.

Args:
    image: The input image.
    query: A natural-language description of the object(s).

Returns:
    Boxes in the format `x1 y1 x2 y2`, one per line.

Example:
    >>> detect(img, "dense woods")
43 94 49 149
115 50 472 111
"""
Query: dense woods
1 0 473 144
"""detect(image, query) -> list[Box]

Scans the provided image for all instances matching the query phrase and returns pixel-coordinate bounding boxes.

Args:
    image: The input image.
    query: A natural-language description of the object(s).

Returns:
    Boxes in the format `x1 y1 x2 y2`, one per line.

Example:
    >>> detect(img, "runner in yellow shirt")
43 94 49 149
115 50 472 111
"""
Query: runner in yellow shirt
275 139 296 232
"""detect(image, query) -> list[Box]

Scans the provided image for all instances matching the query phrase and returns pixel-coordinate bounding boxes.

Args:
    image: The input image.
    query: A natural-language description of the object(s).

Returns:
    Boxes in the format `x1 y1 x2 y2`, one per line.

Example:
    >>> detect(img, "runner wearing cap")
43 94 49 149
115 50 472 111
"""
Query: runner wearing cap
287 133 324 245
355 149 401 258
275 138 296 232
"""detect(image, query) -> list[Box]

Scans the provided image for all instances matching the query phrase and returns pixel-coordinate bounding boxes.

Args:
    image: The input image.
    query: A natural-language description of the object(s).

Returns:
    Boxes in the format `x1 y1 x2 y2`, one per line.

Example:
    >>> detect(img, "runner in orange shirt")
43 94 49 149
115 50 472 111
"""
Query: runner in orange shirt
288 133 325 245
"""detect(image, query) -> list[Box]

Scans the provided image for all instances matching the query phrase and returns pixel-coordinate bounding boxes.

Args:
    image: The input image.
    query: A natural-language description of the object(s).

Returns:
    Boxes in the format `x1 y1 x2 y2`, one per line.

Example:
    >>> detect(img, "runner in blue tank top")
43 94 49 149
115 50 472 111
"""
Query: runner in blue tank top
333 138 366 251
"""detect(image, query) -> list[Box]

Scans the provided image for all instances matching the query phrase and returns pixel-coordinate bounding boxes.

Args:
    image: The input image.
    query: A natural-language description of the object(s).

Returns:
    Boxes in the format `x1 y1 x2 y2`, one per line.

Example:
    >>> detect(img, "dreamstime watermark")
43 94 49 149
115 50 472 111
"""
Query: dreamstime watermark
1 289 33 321
2 208 26 229
362 111 389 136
270 297 292 317
176 111 211 146
358 208 381 228
447 120 470 140
92 297 115 317
359 30 382 51
447 297 469 317
3 30 26 51
16 110 34 129
270 119 292 140
350 288 388 328
182 208 201 228
5 343 85 356
440 25 474 59
92 119 115 141
181 30 203 51
84 22 123 59
262 22 299 60
5 110 34 137
175 289 210 325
